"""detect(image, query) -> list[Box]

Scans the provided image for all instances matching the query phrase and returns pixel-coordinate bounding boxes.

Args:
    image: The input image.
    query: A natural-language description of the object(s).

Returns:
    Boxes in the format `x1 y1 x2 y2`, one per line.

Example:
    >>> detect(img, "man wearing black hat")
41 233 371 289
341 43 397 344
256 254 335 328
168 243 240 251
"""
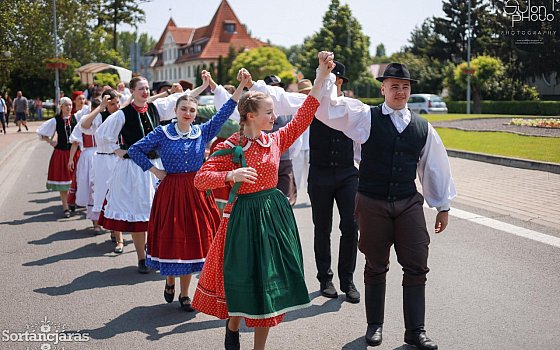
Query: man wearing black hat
307 61 361 304
315 62 456 349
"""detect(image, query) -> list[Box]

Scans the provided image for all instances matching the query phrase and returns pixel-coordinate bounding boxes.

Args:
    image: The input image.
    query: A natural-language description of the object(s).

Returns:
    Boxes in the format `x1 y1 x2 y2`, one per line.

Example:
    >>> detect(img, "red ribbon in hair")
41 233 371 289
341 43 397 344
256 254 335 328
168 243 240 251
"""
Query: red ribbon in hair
131 102 149 114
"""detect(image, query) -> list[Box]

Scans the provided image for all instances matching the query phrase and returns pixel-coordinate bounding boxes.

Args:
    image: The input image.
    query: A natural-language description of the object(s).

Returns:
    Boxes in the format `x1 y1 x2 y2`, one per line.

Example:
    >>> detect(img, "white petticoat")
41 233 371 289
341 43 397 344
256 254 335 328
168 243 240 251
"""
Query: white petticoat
92 152 119 213
102 157 161 222
75 148 95 208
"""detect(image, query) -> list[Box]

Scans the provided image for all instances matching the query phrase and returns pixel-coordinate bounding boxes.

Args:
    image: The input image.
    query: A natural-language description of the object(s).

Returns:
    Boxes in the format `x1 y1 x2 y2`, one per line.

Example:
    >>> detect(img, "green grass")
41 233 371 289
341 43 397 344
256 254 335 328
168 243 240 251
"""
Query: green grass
436 128 560 164
424 113 540 122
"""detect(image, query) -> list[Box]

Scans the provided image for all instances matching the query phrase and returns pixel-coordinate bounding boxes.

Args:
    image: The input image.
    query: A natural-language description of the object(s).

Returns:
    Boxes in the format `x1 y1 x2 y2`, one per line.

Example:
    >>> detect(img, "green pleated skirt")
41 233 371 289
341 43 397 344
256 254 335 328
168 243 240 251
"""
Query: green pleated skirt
223 188 311 319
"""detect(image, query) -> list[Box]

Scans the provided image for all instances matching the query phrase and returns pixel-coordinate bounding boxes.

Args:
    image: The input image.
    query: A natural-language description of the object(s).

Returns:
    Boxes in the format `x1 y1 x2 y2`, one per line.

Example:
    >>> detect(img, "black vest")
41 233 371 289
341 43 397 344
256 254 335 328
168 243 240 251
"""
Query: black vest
101 110 110 123
54 114 77 150
359 105 428 201
119 103 160 149
309 118 354 168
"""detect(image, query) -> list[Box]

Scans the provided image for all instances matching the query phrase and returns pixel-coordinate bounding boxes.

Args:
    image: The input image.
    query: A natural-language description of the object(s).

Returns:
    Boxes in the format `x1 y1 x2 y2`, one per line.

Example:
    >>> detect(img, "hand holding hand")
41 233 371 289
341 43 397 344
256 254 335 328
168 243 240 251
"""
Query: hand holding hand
170 83 183 94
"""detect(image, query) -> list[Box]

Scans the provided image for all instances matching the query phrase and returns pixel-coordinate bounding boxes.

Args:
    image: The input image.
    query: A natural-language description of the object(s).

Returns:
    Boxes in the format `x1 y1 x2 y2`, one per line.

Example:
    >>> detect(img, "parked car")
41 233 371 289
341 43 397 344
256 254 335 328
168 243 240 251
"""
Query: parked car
43 99 56 111
197 95 214 106
407 94 448 114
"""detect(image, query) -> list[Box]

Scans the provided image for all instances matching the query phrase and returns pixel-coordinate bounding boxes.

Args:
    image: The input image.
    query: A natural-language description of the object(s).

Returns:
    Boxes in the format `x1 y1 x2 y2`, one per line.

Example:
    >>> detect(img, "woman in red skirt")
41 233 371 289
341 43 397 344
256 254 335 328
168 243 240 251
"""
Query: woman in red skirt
37 97 79 218
127 71 247 311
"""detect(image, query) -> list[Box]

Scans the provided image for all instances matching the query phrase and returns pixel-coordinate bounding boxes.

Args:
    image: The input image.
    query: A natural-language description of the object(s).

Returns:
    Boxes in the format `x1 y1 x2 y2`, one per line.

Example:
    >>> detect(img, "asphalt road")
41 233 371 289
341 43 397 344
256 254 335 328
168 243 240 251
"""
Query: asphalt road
1 140 559 350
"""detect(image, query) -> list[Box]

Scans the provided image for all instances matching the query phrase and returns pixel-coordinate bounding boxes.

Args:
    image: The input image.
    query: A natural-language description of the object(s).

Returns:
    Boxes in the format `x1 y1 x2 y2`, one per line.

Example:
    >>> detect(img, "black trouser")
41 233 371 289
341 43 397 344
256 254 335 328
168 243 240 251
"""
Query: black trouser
356 192 430 287
0 112 5 133
277 159 297 206
308 165 358 290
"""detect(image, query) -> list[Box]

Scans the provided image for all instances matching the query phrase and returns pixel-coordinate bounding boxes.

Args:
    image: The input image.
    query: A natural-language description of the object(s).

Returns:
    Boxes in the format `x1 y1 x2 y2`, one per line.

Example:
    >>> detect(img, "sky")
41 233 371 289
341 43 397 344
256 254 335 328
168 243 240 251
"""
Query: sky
120 0 445 56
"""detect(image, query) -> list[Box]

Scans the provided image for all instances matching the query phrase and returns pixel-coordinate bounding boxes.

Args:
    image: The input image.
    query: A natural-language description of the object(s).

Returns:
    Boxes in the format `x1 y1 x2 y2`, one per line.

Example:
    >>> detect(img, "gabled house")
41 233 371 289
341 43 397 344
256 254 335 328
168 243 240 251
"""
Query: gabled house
146 0 265 86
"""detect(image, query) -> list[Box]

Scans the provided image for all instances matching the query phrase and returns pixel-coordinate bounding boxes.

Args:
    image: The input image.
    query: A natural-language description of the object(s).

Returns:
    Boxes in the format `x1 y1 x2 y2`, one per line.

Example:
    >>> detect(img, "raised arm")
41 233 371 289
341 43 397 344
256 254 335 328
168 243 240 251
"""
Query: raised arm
81 95 109 130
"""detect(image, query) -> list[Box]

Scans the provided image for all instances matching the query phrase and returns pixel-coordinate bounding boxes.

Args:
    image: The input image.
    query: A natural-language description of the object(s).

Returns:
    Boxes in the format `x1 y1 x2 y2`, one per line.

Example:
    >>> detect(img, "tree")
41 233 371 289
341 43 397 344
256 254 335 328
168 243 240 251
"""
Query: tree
299 0 372 92
117 31 156 68
228 47 295 86
97 0 149 54
375 44 386 58
217 46 245 85
390 52 447 94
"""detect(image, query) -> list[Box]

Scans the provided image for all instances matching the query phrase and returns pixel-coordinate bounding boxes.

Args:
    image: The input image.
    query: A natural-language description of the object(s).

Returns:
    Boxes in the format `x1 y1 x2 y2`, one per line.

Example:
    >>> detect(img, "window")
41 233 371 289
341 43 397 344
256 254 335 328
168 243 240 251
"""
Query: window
225 23 236 33
188 66 191 77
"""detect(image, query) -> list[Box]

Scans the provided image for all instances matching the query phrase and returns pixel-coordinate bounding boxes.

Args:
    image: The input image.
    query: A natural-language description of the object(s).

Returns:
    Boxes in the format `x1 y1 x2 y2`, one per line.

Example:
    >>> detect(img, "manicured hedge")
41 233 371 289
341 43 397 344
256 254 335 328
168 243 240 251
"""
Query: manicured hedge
446 101 560 115
358 97 384 106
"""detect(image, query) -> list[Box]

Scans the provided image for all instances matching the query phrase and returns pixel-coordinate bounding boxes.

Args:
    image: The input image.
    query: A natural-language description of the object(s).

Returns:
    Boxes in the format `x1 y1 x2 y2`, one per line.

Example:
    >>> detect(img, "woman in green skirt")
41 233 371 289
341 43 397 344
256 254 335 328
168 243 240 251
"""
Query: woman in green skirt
192 53 335 350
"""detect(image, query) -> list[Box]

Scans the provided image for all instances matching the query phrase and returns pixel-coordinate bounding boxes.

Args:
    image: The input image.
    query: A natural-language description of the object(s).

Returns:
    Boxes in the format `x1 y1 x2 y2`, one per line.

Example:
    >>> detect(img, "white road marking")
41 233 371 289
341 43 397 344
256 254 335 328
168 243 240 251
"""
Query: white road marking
427 206 560 248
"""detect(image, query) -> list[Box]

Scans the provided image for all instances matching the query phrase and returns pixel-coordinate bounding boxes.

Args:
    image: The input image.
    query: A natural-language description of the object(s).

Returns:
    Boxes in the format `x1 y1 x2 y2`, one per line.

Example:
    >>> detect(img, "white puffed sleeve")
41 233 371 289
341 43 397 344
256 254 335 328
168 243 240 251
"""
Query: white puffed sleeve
36 118 57 139
94 110 125 153
314 73 372 144
417 124 457 211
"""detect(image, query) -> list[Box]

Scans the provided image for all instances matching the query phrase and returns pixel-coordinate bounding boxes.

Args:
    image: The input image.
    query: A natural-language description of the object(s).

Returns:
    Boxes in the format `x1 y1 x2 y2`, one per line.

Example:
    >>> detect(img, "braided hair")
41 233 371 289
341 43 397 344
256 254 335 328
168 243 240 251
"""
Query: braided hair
237 91 269 146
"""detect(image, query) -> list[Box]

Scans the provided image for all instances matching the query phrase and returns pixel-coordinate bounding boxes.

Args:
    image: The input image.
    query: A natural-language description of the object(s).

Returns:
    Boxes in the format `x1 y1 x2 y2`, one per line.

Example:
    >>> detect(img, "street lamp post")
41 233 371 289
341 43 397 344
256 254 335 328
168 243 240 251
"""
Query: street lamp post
53 0 60 112
466 0 472 114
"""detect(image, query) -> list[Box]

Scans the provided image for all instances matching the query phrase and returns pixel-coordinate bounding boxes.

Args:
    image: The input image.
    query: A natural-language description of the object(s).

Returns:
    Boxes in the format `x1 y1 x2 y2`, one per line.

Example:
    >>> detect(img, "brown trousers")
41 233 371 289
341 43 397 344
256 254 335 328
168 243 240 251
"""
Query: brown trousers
356 192 430 287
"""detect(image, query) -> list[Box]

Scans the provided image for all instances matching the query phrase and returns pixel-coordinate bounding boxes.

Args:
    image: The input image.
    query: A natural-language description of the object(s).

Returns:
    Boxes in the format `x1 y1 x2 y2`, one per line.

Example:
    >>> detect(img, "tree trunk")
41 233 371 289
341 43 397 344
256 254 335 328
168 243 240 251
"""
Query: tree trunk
473 86 482 114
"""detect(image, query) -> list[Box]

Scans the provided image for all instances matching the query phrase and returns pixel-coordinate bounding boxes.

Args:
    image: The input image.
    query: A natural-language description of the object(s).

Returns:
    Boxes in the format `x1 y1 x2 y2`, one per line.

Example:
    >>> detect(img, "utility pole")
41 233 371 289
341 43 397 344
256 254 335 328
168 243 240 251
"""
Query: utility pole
466 0 472 114
53 0 60 112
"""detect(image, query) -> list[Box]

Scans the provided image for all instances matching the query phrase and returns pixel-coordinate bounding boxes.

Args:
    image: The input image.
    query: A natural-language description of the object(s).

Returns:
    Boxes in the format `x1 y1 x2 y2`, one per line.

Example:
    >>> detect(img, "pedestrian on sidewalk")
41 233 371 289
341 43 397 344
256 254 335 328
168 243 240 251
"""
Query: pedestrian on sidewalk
35 97 43 120
93 76 208 274
4 93 12 128
36 97 79 218
13 91 29 132
0 94 7 134
192 52 334 350
127 70 244 312
314 62 457 349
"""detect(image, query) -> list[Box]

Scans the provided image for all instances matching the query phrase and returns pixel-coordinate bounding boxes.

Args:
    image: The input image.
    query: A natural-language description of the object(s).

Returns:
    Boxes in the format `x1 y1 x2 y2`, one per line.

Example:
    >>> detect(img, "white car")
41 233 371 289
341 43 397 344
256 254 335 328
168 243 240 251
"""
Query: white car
407 94 448 114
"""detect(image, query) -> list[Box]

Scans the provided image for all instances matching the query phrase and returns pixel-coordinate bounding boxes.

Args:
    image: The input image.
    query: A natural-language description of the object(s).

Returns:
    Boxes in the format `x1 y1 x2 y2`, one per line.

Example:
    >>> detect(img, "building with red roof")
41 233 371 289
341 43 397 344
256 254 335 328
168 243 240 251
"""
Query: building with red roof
146 0 265 86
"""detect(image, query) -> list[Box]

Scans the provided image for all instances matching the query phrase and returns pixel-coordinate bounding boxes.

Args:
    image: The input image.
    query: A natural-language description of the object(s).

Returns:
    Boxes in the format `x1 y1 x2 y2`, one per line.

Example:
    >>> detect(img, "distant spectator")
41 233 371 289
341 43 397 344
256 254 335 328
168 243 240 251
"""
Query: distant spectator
13 90 29 132
36 97 43 120
0 94 7 134
117 81 131 106
4 93 12 127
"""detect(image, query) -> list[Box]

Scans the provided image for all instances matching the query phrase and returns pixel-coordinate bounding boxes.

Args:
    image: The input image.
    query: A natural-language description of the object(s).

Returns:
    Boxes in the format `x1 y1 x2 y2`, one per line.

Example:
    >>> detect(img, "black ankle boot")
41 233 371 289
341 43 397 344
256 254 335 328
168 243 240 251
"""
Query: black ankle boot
364 284 385 346
403 285 438 350
224 319 240 350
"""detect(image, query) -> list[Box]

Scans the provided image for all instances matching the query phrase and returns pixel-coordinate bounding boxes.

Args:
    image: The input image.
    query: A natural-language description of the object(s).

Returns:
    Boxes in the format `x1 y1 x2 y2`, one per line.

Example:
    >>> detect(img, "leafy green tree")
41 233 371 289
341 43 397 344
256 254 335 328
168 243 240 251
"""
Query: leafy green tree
94 72 120 87
217 46 244 85
95 0 149 54
299 0 372 96
117 31 156 68
228 47 294 86
390 52 447 94
375 44 386 58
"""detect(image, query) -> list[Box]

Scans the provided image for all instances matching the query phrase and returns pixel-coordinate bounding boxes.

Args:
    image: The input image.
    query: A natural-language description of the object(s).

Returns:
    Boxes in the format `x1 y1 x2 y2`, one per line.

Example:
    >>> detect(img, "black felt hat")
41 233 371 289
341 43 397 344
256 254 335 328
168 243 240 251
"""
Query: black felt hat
376 63 417 83
264 75 285 88
332 60 348 84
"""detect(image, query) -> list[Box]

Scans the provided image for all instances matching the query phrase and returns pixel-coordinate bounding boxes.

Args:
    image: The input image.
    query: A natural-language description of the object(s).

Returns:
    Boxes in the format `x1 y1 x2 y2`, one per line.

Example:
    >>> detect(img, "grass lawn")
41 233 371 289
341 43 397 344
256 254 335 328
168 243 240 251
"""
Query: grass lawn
436 128 560 164
424 113 542 122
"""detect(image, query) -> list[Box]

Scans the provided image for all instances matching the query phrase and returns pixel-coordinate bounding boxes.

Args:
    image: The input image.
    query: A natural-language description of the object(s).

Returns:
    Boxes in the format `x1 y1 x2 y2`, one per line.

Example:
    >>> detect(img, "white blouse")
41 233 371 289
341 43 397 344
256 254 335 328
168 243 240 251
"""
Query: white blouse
315 73 457 211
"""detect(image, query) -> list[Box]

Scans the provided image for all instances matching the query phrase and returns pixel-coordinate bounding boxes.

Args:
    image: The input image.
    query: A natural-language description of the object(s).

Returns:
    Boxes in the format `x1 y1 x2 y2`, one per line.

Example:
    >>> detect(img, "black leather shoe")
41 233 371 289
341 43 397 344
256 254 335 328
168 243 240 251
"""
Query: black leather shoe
342 283 360 303
404 330 438 350
365 324 383 346
137 259 150 274
320 281 338 298
164 283 175 303
225 319 240 350
178 295 194 312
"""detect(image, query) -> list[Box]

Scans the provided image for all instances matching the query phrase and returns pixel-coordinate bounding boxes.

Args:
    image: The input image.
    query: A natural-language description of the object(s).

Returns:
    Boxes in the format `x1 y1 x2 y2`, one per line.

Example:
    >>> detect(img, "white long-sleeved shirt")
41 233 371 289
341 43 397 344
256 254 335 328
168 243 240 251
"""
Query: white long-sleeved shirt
86 91 192 153
315 73 456 211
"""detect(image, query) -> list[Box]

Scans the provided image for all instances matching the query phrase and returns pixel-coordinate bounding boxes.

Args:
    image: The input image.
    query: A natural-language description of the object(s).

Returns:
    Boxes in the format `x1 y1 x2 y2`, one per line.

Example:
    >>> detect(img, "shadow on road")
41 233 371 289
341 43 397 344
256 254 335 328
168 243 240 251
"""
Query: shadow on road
23 241 119 266
81 305 222 341
28 195 60 204
34 266 163 296
0 205 61 225
28 227 103 245
342 337 415 350
283 290 344 323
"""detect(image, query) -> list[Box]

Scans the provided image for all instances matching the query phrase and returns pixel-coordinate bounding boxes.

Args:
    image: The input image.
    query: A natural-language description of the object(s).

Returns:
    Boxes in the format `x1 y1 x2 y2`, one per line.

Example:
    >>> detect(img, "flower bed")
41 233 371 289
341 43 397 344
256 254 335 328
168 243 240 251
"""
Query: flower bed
509 118 560 129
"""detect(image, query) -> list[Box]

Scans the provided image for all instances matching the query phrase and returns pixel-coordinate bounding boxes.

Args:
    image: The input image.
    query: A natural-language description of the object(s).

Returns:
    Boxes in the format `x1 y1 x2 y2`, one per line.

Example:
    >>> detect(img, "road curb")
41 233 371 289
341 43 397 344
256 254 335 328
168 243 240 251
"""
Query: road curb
447 149 560 174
